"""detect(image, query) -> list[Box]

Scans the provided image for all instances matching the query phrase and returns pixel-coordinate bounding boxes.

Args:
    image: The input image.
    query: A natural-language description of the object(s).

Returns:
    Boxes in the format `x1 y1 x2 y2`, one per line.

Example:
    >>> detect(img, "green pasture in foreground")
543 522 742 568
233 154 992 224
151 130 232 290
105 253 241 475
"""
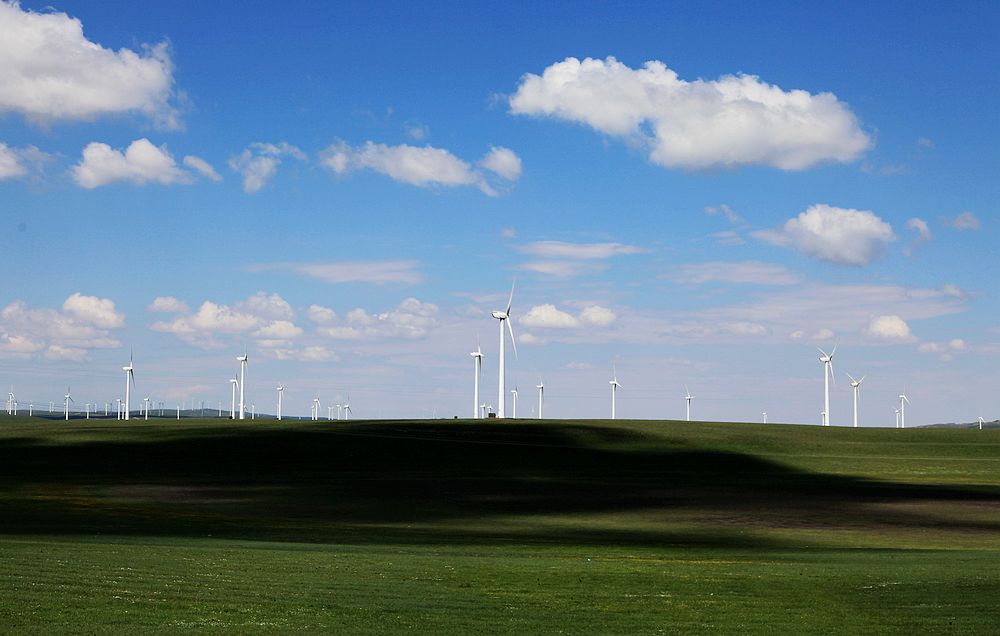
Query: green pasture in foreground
1 417 999 633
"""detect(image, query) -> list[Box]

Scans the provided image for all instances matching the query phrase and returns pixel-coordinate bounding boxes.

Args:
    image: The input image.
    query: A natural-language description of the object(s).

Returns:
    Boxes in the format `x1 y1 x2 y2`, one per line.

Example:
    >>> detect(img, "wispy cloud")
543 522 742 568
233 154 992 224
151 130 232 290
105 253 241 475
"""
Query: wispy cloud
519 240 645 260
664 261 801 286
250 260 424 285
229 142 305 194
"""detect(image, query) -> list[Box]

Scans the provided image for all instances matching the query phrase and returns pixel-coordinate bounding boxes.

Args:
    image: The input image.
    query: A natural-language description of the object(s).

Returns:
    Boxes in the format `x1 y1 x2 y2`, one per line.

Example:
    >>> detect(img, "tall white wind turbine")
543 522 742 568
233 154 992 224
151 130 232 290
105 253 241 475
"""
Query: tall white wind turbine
536 379 544 419
312 397 320 421
894 407 900 428
122 351 135 421
818 346 837 426
342 394 352 420
899 391 910 428
229 377 238 419
276 385 284 421
7 387 14 415
510 386 518 419
143 397 150 420
847 373 865 428
978 416 985 430
609 365 622 420
684 385 695 422
237 350 248 420
63 387 73 420
491 281 517 418
470 339 484 418
762 411 767 424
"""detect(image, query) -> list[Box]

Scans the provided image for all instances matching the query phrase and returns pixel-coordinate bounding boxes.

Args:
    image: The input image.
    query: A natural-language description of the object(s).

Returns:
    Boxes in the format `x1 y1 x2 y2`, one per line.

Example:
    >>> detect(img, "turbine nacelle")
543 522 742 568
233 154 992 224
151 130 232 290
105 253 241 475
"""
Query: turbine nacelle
491 311 508 320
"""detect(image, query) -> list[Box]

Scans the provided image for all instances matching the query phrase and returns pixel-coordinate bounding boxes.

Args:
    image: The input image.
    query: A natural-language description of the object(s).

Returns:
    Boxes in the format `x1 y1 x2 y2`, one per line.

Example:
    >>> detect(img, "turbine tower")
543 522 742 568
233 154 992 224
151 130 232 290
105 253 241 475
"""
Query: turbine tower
470 340 484 418
143 397 150 420
312 397 320 421
978 416 985 430
684 385 695 422
491 281 517 418
762 411 767 424
276 385 284 421
122 351 135 421
229 377 238 419
237 350 248 420
893 407 900 428
609 365 622 420
536 379 544 419
342 394 352 420
899 391 910 428
63 387 73 420
847 373 865 428
818 346 837 426
510 386 518 419
7 387 14 415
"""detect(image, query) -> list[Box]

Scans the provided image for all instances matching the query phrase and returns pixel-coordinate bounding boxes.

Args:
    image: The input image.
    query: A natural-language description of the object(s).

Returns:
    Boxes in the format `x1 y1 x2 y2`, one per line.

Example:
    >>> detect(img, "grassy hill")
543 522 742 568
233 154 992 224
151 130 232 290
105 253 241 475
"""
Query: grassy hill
1 417 999 633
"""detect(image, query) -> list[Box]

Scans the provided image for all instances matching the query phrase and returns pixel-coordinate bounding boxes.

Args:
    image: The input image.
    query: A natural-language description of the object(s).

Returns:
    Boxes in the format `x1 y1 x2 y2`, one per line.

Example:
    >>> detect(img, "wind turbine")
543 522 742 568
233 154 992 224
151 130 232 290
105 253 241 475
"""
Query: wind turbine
6 387 13 415
818 346 837 426
510 386 518 419
143 397 150 420
122 351 135 421
978 416 985 430
899 391 910 428
229 377 238 419
115 397 122 420
63 387 73 420
536 379 544 419
491 281 517 418
684 385 695 422
276 385 284 421
609 364 622 420
312 397 320 421
847 373 865 428
479 403 487 419
470 338 484 419
762 411 767 424
85 403 91 419
893 407 901 429
342 394 352 420
237 350 248 420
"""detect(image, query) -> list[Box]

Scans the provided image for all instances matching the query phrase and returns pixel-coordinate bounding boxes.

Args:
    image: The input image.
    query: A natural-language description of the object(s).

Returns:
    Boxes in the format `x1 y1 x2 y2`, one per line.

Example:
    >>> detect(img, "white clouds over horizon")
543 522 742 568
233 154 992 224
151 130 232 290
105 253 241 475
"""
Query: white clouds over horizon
0 1 179 128
752 204 896 266
0 142 49 180
509 56 871 171
319 141 521 196
0 293 124 361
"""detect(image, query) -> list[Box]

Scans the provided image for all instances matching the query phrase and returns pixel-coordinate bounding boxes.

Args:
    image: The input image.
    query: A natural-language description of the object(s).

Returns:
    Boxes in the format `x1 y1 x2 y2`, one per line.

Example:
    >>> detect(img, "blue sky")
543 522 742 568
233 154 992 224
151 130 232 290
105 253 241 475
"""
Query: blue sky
1 0 998 424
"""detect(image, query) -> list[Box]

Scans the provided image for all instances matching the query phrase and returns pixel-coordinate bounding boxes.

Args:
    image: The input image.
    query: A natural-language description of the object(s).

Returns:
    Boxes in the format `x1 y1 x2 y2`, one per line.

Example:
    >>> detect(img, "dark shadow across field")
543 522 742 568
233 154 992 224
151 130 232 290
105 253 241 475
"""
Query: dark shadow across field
1 421 999 547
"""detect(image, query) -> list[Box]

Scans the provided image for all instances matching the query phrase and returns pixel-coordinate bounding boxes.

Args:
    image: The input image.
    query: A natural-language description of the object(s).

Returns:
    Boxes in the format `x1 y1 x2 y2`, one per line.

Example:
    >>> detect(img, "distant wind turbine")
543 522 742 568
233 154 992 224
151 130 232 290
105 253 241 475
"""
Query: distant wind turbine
510 386 518 419
899 391 910 428
276 385 284 421
978 416 985 430
229 377 239 419
122 351 135 421
818 345 837 426
143 397 150 420
470 338 484 419
342 394 352 420
63 387 73 421
237 350 248 420
312 397 320 421
762 411 767 424
609 364 622 420
536 379 544 419
893 407 901 429
491 281 517 418
684 385 695 422
847 373 865 428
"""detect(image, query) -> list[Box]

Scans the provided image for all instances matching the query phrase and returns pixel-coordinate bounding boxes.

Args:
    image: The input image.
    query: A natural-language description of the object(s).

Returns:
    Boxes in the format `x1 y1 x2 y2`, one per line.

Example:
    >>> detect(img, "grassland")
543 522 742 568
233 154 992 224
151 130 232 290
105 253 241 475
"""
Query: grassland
1 416 998 633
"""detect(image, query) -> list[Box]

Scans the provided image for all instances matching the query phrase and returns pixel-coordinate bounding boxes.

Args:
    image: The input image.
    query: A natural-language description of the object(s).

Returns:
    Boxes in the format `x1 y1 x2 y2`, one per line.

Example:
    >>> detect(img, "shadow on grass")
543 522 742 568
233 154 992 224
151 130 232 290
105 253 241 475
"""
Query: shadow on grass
1 421 998 548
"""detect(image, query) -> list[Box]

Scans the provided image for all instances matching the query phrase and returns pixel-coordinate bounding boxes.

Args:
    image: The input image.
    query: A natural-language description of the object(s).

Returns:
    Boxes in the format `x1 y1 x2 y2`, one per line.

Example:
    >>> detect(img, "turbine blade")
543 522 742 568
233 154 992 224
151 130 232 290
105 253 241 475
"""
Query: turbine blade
507 318 518 360
829 360 836 383
830 342 838 357
846 373 856 384
859 375 866 385
505 279 515 315
817 347 828 357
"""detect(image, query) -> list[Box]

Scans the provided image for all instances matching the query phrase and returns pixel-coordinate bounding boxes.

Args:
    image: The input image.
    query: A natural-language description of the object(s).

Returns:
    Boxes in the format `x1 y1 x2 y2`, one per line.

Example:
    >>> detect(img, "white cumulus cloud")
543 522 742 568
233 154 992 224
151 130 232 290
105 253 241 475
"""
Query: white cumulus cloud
864 315 913 341
579 305 616 327
0 294 124 360
316 298 439 340
0 142 50 180
509 56 870 171
72 138 192 188
522 304 579 328
752 204 895 266
62 293 124 328
229 142 305 194
148 296 189 313
0 2 179 128
904 217 932 255
319 141 520 196
150 292 302 349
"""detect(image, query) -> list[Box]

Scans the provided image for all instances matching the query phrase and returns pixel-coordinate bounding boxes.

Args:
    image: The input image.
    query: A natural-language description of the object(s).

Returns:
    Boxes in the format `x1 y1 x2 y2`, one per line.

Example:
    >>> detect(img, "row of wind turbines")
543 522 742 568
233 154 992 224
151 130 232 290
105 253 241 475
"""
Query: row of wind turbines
465 282 955 428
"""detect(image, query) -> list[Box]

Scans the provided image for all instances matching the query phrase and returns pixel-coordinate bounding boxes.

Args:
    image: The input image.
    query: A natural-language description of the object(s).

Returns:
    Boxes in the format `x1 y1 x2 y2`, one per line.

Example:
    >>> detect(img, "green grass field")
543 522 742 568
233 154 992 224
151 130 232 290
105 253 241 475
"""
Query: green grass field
1 417 999 633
